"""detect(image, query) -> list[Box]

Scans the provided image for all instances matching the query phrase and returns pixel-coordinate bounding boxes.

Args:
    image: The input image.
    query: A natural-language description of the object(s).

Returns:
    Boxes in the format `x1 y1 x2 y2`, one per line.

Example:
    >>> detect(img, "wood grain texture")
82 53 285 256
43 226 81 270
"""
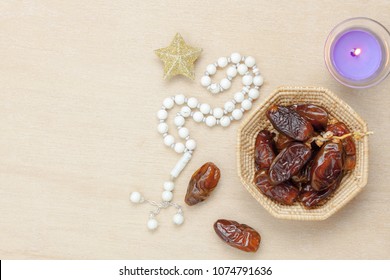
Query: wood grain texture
0 0 389 259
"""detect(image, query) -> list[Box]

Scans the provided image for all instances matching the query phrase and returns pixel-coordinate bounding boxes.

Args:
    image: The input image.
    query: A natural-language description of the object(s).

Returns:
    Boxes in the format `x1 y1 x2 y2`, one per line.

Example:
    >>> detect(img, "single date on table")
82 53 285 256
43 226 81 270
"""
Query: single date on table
212 266 272 276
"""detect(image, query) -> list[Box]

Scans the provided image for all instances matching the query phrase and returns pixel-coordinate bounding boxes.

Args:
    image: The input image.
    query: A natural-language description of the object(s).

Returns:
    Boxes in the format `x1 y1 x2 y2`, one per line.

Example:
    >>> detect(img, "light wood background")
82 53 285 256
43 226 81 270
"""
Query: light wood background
0 0 389 259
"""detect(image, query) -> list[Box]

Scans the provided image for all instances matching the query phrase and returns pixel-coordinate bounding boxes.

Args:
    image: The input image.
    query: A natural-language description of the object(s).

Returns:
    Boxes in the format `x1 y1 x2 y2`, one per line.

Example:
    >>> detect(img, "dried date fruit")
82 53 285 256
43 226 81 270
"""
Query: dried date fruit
344 155 356 171
275 133 294 152
214 219 261 252
290 104 328 131
326 122 356 156
266 105 314 141
299 179 340 209
326 122 356 170
310 142 343 191
269 142 312 185
291 159 314 188
185 162 221 206
254 130 276 171
254 171 299 205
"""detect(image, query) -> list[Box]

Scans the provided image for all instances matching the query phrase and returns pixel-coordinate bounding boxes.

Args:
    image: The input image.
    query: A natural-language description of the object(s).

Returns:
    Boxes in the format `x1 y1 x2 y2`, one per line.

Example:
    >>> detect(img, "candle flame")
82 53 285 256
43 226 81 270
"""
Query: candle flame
354 48 362 56
351 48 362 57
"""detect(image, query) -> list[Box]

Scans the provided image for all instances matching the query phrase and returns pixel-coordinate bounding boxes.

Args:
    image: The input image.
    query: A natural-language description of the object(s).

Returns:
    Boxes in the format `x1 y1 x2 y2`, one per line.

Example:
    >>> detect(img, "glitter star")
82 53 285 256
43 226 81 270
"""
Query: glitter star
155 33 202 80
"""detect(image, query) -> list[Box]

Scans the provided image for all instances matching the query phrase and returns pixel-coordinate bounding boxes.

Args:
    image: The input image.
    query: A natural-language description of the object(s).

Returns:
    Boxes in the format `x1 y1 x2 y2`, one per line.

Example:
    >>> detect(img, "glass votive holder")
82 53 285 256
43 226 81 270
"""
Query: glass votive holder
324 17 390 88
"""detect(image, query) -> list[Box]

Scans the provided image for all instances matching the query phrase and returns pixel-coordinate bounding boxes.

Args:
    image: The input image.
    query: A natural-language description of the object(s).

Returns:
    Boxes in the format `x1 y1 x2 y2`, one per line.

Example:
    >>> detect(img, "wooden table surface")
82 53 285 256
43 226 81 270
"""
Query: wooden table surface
0 0 389 259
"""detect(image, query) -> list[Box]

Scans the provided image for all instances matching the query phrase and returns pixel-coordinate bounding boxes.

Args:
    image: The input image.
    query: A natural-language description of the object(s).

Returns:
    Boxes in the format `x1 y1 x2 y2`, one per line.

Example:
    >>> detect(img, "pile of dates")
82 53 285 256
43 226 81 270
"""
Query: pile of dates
254 103 356 208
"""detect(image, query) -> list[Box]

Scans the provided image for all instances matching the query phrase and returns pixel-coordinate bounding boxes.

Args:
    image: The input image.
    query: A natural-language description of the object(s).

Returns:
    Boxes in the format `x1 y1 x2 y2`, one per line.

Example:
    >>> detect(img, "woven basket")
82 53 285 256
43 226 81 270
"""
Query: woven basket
237 86 369 221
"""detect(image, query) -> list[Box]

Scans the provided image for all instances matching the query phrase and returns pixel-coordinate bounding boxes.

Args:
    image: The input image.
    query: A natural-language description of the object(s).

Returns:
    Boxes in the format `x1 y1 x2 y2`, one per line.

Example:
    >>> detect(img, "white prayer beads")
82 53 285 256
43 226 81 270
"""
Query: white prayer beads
201 53 261 98
131 53 264 231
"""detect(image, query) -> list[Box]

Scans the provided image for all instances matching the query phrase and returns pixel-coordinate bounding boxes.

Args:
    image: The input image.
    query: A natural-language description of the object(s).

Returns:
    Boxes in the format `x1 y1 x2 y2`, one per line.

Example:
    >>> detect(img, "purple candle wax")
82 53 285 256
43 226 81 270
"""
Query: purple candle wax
331 29 382 80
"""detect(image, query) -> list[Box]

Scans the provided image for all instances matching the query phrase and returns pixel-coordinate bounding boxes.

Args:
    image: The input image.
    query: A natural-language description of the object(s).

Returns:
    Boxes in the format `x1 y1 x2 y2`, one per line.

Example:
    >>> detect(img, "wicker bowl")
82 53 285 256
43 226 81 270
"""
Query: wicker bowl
237 86 369 221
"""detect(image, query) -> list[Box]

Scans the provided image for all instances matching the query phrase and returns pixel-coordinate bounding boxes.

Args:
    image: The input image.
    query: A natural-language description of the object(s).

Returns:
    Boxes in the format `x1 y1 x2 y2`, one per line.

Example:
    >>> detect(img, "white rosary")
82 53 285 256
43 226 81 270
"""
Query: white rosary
130 52 263 230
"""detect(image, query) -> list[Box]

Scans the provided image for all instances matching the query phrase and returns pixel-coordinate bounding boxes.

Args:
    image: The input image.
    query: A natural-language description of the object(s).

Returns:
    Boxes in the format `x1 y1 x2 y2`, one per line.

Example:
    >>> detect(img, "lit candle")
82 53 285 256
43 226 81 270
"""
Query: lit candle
325 18 390 88
332 30 382 80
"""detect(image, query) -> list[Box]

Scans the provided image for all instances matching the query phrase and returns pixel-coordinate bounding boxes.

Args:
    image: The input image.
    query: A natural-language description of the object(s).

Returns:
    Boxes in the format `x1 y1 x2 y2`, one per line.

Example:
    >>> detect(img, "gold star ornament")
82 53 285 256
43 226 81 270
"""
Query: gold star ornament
155 33 202 80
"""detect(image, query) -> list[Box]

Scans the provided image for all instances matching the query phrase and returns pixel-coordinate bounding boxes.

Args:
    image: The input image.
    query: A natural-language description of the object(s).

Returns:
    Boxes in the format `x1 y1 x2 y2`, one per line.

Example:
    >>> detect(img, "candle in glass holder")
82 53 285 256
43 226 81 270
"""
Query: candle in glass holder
325 17 390 88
